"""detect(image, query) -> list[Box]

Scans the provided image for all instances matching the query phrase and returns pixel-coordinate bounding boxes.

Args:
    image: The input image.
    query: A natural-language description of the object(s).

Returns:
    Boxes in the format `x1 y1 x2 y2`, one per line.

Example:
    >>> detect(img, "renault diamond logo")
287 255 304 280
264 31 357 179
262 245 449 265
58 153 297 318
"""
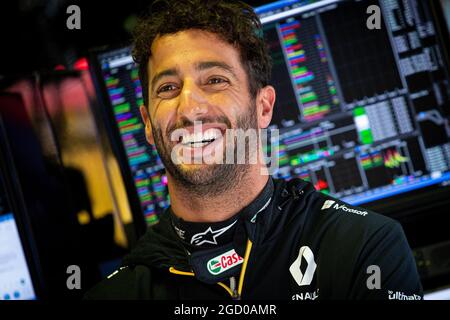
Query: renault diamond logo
289 246 317 286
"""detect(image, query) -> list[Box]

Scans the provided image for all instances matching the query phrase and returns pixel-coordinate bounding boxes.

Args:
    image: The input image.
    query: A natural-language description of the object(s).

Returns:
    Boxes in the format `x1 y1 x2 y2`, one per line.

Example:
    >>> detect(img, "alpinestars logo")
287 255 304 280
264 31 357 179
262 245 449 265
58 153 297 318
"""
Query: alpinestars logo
321 200 368 216
191 220 237 246
207 249 243 275
289 246 317 287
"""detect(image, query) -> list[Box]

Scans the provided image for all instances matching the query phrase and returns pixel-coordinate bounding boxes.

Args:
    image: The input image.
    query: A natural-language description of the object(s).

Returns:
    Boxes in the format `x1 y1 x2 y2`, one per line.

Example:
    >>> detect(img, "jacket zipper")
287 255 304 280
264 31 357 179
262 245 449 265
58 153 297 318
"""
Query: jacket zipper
169 239 253 300
229 276 240 300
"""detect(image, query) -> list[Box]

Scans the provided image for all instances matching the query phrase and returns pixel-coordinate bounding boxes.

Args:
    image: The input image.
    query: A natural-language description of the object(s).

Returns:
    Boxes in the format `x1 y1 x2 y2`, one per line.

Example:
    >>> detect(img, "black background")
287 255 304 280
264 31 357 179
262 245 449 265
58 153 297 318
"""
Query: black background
0 0 275 76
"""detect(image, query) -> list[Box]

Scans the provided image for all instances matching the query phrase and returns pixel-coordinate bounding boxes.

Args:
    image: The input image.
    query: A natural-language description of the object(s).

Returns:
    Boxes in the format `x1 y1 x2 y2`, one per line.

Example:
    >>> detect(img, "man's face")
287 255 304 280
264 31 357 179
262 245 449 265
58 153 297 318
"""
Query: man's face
141 29 273 191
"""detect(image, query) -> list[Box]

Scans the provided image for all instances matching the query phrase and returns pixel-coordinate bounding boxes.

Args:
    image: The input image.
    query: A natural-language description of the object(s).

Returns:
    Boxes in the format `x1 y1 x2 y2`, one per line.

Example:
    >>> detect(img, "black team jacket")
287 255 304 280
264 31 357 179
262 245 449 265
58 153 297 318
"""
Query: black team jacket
84 178 423 300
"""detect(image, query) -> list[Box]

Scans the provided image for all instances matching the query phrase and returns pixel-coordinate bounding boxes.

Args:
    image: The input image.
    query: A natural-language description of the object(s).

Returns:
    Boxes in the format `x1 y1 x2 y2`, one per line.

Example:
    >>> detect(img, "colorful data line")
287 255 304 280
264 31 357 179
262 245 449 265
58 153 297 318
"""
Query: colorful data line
279 19 335 121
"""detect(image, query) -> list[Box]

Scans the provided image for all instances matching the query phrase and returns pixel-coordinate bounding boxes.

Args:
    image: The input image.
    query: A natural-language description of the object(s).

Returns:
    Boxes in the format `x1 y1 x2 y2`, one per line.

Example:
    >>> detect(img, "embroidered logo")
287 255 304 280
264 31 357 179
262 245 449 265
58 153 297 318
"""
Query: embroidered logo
207 249 243 275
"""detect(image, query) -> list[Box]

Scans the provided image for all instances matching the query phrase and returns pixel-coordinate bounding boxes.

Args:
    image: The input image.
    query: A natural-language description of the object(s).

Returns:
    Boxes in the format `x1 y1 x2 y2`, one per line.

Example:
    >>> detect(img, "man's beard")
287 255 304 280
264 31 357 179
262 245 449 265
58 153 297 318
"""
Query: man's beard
151 103 258 197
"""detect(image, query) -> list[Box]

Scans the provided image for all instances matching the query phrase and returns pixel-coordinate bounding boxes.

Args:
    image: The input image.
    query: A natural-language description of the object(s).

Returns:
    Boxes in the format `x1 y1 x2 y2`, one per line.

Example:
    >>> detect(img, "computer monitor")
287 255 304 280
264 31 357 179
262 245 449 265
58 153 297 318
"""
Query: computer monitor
0 133 37 300
90 47 169 229
89 0 450 231
0 207 37 300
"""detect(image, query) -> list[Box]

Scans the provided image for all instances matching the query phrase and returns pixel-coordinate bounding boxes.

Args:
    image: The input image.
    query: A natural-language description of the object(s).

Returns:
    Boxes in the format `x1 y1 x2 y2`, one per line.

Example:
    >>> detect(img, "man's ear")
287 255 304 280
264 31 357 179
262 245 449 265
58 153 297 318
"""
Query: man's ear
139 105 154 145
257 85 276 129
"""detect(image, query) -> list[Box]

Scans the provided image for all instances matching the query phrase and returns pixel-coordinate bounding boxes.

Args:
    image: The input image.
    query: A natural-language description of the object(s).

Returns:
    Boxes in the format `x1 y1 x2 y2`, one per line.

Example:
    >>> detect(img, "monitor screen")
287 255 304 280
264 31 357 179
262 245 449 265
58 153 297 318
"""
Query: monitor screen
93 47 169 226
90 0 450 226
0 174 36 300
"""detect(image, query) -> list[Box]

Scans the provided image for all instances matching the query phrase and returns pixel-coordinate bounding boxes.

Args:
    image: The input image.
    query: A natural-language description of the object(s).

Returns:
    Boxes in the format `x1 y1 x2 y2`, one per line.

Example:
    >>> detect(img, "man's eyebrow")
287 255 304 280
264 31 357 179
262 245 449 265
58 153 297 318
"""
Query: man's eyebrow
150 61 237 92
151 68 179 92
195 61 237 79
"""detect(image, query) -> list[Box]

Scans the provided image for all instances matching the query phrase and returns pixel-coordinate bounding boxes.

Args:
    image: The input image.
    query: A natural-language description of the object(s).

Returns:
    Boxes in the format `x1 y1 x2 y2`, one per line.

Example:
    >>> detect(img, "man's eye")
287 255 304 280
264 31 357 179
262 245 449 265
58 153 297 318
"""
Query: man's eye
207 78 228 85
157 84 178 93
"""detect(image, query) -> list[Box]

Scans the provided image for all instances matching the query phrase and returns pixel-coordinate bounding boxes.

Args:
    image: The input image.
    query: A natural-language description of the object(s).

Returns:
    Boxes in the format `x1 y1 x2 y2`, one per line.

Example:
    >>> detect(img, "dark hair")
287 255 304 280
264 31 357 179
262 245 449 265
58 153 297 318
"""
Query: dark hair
132 0 272 107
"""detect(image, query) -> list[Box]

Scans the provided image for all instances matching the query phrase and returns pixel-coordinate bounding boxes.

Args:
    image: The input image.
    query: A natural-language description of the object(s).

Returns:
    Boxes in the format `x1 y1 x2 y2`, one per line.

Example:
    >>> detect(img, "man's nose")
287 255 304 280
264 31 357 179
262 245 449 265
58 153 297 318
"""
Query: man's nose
177 80 208 121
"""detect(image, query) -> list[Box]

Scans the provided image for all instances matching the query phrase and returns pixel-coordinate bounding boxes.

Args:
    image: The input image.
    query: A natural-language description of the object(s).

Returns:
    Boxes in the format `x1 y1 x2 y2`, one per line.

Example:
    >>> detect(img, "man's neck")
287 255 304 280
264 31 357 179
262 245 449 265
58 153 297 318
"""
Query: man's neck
167 165 269 223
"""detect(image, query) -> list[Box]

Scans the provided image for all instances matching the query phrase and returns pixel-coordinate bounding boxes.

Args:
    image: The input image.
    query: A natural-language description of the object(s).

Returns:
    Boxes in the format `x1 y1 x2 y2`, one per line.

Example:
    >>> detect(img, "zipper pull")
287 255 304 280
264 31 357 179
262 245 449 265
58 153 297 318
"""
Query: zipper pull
229 276 241 300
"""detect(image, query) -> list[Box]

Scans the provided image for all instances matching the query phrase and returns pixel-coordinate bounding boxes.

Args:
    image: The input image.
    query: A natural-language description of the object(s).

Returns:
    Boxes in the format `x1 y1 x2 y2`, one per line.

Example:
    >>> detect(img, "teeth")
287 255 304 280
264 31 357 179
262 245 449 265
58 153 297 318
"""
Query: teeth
181 129 220 145
189 141 210 147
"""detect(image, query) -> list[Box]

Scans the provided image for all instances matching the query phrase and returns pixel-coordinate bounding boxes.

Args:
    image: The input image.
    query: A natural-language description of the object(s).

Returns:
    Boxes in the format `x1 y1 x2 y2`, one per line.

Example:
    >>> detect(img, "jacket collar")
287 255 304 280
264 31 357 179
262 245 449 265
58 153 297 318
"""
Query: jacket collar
121 178 315 272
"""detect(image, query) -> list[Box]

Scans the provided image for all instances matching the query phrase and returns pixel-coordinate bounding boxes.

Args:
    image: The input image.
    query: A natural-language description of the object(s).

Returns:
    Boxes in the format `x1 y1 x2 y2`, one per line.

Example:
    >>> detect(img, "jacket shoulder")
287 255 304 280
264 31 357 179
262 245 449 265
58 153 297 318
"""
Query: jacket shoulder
267 178 397 245
84 265 153 300
299 191 422 299
298 182 396 233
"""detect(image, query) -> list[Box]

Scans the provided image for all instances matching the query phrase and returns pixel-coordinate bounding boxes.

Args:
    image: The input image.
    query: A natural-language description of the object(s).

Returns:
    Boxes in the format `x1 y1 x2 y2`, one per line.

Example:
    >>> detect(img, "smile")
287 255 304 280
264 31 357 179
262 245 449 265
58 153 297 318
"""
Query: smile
180 129 222 148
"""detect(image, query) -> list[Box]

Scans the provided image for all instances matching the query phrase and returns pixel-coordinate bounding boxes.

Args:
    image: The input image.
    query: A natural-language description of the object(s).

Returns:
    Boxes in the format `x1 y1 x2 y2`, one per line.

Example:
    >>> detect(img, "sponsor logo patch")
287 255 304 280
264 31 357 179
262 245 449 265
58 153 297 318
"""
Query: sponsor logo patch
191 221 237 246
321 200 368 216
292 289 320 300
289 246 317 287
207 249 243 275
321 200 335 210
388 290 422 300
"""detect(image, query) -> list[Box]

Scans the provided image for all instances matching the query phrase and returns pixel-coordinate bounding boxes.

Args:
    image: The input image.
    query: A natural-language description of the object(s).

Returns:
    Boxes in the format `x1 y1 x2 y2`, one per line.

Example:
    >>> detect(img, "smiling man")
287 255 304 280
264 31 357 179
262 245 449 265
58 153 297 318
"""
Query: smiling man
85 0 423 300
